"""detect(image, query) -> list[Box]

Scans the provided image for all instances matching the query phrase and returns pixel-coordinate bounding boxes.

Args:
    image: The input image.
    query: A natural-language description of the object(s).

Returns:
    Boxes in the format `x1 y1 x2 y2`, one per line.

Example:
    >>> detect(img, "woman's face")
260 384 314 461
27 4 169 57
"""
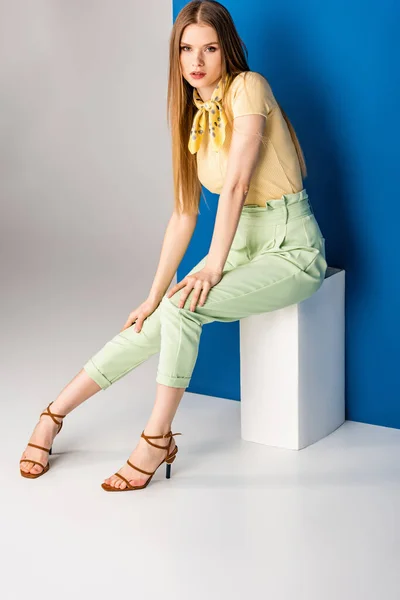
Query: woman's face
179 23 222 101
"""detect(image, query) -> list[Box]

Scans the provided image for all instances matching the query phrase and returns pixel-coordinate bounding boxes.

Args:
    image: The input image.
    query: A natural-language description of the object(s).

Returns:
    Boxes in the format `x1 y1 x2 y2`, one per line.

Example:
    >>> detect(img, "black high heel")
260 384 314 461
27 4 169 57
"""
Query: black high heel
165 452 177 479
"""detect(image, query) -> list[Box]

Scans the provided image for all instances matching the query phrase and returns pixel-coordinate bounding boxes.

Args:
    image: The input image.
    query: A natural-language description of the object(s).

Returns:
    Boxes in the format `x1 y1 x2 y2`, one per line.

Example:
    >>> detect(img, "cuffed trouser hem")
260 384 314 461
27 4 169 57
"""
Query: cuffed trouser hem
83 359 112 390
155 371 190 388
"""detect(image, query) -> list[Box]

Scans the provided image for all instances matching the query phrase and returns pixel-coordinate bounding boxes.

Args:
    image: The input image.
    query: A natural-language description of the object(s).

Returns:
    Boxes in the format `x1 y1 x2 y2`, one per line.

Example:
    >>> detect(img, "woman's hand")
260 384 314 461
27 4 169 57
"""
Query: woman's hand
120 297 161 333
166 267 223 312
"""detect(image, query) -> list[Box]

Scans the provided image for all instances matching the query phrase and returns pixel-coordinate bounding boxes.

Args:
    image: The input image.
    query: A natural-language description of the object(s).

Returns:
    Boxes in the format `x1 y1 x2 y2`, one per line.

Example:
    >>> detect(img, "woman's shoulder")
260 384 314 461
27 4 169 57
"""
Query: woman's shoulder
233 70 266 81
230 70 272 92
226 70 278 114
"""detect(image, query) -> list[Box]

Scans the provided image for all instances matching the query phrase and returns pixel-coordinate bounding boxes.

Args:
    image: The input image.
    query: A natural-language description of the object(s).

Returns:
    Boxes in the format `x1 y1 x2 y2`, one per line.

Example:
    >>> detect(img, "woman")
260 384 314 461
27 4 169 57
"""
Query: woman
19 0 327 490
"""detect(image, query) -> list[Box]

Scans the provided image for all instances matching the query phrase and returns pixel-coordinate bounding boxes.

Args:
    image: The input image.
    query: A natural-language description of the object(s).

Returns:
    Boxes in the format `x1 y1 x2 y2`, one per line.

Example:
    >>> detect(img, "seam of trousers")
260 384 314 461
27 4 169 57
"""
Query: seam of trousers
302 216 311 246
163 300 202 381
172 310 184 378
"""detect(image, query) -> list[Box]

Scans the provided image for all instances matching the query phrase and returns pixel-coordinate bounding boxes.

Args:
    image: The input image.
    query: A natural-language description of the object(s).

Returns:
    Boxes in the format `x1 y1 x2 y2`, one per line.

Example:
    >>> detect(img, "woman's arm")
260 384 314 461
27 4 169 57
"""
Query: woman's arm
205 183 248 274
205 113 266 273
147 211 198 303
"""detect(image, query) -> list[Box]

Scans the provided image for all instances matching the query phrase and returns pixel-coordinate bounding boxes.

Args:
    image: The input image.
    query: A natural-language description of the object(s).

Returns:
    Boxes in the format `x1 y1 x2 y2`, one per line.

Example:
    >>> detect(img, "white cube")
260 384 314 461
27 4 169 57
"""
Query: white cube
239 267 345 450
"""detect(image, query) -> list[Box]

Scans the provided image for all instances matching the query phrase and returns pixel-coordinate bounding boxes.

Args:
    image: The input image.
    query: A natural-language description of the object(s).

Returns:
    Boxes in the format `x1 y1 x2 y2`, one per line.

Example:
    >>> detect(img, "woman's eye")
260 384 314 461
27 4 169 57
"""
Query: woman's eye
180 46 217 52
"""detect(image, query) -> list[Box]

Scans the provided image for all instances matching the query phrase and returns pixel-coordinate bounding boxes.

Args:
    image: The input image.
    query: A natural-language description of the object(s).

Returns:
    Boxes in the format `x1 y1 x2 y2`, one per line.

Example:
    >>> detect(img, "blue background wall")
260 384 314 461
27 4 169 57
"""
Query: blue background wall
173 0 400 428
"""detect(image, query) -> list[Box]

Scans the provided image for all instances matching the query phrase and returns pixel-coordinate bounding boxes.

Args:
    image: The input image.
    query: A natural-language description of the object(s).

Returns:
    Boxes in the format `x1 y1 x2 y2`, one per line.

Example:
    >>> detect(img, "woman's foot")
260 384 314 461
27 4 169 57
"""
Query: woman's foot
103 428 176 490
20 411 63 476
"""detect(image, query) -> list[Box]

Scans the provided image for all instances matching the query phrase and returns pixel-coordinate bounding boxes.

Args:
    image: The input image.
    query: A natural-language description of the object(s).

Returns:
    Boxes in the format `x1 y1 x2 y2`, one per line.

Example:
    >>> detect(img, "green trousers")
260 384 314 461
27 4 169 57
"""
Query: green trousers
83 188 327 389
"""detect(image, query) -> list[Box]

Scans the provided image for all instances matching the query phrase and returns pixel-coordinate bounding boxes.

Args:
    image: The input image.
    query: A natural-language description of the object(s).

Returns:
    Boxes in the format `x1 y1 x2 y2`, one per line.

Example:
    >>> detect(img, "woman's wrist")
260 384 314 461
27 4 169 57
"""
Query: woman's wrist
204 261 223 276
147 290 166 304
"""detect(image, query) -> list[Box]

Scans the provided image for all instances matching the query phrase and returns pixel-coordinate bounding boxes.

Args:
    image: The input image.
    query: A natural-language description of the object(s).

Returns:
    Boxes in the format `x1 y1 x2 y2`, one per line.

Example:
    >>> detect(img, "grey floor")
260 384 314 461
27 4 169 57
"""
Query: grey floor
3 354 400 600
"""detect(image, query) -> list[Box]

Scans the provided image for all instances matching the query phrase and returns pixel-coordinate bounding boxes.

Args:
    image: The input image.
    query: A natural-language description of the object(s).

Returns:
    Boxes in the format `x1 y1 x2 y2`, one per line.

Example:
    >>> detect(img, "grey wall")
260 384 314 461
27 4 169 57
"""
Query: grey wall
0 1 174 398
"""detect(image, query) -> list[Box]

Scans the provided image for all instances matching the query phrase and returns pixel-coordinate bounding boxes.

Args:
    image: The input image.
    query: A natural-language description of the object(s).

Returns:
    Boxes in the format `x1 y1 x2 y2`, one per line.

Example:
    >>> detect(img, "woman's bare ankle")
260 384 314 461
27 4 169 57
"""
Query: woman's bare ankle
143 422 172 437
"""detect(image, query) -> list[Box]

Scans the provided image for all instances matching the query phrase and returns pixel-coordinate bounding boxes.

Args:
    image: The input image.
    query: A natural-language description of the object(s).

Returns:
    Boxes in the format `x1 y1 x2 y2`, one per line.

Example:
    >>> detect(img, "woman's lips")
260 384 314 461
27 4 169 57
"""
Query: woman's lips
191 72 206 79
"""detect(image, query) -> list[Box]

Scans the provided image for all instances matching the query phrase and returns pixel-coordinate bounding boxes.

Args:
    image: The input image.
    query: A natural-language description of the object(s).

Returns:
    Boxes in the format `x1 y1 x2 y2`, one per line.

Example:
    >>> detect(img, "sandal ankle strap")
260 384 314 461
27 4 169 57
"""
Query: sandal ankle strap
40 401 66 426
141 430 182 450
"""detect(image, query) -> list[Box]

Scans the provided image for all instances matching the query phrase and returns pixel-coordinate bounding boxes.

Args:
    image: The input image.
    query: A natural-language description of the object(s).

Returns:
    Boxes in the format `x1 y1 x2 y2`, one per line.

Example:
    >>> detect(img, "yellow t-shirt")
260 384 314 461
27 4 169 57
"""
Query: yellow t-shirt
196 71 304 206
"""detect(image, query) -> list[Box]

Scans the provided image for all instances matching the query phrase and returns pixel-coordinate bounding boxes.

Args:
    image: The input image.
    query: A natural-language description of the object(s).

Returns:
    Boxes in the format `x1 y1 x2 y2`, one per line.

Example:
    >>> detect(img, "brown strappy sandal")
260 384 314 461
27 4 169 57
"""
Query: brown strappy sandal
19 401 66 479
101 429 183 492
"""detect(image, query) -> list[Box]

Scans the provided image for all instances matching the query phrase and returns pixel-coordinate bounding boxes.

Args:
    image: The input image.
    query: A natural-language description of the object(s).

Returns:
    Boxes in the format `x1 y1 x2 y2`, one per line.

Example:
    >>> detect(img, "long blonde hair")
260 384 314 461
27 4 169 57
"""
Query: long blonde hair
167 0 307 215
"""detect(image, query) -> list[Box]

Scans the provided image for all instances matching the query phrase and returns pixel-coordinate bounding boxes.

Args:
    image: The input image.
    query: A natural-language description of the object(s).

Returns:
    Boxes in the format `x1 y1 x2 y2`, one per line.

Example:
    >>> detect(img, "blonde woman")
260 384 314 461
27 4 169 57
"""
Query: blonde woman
20 0 327 490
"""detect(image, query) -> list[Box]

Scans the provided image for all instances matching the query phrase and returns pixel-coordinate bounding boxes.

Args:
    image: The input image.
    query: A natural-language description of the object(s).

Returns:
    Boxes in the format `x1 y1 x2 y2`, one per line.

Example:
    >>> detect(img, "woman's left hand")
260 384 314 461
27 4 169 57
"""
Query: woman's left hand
166 267 223 312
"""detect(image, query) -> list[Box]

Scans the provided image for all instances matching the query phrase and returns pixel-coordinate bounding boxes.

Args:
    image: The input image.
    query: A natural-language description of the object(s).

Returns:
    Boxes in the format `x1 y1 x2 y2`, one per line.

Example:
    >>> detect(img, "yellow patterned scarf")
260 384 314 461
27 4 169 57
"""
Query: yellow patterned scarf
188 74 229 154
